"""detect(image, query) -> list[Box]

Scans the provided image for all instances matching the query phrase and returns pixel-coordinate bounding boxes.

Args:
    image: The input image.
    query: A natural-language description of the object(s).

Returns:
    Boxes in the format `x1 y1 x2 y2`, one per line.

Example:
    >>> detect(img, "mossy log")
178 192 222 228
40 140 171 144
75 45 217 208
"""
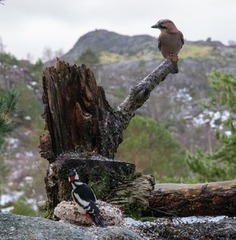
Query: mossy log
144 180 236 217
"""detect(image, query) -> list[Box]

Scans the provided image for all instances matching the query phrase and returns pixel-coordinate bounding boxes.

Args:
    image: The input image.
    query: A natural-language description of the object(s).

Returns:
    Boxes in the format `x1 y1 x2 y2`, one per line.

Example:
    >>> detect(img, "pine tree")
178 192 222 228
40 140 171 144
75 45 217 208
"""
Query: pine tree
77 49 99 68
0 89 19 188
186 71 236 181
0 89 19 144
116 115 187 179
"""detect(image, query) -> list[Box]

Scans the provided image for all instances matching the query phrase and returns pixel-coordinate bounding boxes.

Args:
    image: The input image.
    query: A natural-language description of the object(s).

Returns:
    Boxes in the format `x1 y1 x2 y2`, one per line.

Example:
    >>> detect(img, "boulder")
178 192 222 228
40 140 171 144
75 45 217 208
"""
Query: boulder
0 212 142 240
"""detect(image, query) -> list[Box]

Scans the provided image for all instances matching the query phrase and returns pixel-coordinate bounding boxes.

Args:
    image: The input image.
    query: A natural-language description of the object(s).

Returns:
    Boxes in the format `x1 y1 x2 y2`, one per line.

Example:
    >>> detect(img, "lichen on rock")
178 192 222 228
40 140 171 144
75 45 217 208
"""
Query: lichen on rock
54 200 124 226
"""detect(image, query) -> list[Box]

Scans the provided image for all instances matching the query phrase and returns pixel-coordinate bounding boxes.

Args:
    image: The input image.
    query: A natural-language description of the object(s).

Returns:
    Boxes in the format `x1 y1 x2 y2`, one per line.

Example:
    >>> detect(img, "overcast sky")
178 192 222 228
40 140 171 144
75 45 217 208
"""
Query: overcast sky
1 0 236 62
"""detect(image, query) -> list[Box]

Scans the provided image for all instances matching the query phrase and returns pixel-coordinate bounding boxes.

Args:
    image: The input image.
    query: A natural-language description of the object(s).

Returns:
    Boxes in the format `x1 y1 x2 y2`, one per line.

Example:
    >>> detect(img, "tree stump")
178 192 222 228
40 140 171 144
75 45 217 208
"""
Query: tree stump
40 61 135 217
41 62 126 160
39 59 178 218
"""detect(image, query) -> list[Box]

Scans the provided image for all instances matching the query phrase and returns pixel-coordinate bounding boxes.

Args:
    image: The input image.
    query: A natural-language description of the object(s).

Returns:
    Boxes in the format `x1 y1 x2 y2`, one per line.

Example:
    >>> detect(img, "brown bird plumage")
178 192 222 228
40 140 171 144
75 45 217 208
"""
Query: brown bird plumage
151 19 184 73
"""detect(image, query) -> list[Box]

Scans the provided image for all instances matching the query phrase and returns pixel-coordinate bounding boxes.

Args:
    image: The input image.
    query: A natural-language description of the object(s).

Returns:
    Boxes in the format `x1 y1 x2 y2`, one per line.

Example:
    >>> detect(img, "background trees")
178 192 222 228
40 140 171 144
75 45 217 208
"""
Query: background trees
116 115 188 179
0 89 19 189
187 71 236 181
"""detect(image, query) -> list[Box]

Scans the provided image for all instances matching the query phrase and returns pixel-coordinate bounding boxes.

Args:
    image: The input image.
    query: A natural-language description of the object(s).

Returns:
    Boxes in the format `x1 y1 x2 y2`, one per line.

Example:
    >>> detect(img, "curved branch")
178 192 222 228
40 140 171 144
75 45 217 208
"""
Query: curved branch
117 58 175 118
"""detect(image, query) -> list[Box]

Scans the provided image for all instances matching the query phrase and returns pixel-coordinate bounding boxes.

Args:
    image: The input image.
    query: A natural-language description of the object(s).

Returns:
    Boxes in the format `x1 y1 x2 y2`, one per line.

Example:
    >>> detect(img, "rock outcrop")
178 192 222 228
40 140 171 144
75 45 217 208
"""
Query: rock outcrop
0 212 142 240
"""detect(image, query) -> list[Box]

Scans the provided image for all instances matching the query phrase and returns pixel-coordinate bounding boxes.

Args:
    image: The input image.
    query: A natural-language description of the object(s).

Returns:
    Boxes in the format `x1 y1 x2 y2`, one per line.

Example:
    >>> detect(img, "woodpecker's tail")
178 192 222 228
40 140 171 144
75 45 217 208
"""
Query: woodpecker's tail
90 213 106 227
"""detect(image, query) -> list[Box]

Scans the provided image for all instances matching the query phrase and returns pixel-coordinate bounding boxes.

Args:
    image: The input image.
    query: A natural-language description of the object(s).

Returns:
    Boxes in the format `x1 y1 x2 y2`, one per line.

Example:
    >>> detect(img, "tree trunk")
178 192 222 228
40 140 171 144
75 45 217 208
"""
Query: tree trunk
39 59 180 218
40 62 124 160
144 180 236 217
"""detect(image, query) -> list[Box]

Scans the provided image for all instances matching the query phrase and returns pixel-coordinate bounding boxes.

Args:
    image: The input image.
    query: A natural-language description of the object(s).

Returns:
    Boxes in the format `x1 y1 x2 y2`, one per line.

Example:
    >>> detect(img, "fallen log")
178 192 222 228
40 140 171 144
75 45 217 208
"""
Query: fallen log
144 180 236 217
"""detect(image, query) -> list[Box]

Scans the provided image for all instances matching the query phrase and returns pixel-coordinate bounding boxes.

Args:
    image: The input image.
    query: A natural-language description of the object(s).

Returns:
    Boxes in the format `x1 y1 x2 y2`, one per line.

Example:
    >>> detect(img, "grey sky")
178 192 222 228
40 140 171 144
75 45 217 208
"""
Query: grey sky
0 0 236 61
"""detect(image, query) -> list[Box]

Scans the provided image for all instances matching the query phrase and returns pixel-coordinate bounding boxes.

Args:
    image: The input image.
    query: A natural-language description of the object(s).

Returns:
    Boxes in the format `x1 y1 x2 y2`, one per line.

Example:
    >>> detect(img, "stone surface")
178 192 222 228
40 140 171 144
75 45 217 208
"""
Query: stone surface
54 200 123 226
0 212 142 240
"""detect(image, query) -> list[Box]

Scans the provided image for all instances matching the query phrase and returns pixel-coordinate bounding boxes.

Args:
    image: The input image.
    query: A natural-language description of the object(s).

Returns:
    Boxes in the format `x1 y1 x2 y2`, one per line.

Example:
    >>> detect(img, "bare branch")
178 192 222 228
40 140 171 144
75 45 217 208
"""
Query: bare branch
117 58 175 119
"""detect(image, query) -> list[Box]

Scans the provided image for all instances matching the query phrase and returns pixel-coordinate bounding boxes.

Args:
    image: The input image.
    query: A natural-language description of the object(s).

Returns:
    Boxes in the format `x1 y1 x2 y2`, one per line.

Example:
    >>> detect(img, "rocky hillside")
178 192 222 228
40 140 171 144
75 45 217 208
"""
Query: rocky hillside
63 29 157 62
61 29 236 151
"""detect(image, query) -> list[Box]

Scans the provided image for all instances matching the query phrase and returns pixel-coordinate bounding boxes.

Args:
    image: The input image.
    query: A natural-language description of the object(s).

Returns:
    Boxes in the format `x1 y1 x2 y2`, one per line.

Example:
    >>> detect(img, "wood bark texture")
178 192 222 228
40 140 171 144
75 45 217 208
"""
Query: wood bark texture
144 180 236 217
106 174 155 216
40 61 124 160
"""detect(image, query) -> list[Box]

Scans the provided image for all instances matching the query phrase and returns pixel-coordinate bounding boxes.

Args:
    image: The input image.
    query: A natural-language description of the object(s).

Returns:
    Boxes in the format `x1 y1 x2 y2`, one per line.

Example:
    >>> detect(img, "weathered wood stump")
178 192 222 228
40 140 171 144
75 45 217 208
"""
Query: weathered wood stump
39 58 181 218
40 62 126 160
106 174 155 217
40 61 136 217
44 157 136 218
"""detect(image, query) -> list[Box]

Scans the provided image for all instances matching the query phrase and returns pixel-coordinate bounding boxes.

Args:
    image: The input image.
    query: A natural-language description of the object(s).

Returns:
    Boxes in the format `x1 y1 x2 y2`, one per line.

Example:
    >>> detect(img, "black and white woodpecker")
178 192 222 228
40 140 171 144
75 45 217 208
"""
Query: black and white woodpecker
68 169 106 227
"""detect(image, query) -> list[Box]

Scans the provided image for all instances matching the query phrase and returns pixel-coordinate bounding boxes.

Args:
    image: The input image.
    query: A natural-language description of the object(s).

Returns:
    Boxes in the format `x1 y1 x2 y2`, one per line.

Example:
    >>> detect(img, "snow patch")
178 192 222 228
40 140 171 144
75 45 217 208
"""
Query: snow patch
192 109 231 135
1 206 14 213
7 138 19 149
0 191 24 206
30 81 37 86
174 216 227 224
25 151 33 157
124 216 228 230
24 116 32 121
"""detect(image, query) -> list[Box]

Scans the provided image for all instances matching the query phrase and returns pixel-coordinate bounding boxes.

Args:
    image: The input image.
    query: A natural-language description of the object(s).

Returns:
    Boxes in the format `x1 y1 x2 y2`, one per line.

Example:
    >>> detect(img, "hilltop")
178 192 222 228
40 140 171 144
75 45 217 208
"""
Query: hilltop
63 29 156 62
62 29 235 63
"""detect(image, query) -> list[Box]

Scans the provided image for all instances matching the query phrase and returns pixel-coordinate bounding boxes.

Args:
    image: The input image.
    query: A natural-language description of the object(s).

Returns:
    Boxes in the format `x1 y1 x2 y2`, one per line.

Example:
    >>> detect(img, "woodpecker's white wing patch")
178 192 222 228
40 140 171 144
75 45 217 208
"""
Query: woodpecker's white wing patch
73 192 90 208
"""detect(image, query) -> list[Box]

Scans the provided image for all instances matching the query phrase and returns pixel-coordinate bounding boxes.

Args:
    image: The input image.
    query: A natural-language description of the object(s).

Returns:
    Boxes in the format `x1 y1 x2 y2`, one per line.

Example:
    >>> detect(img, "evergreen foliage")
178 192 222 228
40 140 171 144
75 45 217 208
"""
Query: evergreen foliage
77 49 99 68
116 115 188 179
0 88 19 187
11 196 36 216
29 59 44 81
0 53 18 66
0 88 19 147
16 83 42 124
186 71 236 181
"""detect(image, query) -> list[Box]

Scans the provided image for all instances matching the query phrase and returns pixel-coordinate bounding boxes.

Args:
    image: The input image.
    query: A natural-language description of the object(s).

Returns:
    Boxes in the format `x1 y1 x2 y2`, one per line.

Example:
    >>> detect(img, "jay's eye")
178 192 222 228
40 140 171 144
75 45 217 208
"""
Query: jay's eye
160 25 167 29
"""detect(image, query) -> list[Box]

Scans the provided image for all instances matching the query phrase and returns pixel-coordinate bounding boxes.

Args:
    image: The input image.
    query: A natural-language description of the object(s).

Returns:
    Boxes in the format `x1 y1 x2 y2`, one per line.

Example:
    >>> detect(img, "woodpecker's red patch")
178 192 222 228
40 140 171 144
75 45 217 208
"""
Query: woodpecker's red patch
69 176 75 182
86 214 91 219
